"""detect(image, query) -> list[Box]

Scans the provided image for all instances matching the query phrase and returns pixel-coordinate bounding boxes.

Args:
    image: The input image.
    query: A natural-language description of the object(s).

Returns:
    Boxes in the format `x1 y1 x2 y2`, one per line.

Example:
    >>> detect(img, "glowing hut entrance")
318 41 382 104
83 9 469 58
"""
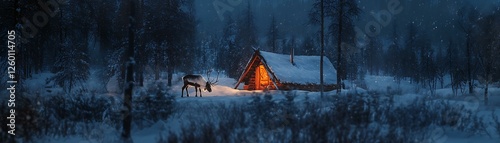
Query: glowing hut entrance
255 64 271 90
238 52 278 90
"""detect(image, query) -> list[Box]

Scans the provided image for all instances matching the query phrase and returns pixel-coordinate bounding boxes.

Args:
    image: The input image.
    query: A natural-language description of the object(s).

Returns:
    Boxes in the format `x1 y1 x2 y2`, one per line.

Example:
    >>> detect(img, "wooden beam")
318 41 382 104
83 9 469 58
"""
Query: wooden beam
234 51 259 89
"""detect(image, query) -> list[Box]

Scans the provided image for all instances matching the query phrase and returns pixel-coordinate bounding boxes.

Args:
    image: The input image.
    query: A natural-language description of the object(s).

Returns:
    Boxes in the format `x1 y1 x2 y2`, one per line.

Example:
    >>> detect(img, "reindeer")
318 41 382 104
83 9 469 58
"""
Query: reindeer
181 71 219 97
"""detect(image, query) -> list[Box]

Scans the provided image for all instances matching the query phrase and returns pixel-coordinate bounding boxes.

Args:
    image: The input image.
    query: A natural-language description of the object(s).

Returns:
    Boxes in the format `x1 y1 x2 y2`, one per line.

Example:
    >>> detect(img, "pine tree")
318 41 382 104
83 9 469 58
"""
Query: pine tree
476 9 500 105
222 15 241 78
402 23 420 83
267 15 280 52
233 1 258 78
310 0 360 91
51 47 90 93
434 44 445 88
365 37 382 75
142 0 196 85
457 5 480 94
417 34 437 92
386 24 401 79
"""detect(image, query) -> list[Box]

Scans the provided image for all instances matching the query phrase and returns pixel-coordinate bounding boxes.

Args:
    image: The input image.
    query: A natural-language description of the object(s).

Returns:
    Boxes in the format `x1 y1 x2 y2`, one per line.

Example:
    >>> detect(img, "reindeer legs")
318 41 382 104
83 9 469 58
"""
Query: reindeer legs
199 87 202 97
195 85 203 97
181 85 185 97
191 85 203 97
195 86 198 97
181 82 190 97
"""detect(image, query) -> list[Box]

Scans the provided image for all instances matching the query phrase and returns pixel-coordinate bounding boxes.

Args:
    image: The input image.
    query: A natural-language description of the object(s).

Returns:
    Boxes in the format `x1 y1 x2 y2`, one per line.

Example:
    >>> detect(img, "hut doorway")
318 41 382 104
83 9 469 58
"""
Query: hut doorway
255 64 271 90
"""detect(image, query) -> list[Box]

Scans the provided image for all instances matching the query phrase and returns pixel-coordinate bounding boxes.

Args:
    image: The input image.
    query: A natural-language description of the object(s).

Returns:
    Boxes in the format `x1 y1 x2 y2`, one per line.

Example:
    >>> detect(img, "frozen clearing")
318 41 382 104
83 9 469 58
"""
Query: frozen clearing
24 73 500 143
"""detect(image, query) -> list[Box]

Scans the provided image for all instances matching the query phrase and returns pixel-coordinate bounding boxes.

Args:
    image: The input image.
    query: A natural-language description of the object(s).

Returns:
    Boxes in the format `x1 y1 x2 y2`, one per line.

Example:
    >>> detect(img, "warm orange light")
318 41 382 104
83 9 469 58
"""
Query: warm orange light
256 65 270 90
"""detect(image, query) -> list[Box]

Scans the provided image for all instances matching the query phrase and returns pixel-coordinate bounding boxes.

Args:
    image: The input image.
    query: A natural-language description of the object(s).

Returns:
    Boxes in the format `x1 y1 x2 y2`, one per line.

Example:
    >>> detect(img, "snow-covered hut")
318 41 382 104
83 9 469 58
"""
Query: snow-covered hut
234 50 338 91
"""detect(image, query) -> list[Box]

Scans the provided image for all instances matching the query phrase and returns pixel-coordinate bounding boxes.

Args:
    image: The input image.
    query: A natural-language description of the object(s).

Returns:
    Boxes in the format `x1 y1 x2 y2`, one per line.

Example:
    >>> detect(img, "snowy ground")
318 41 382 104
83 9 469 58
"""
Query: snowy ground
16 72 500 143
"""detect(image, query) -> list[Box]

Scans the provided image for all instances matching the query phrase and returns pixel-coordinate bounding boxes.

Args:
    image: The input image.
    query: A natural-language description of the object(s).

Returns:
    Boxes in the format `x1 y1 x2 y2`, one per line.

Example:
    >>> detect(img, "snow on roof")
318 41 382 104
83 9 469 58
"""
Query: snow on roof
259 51 337 85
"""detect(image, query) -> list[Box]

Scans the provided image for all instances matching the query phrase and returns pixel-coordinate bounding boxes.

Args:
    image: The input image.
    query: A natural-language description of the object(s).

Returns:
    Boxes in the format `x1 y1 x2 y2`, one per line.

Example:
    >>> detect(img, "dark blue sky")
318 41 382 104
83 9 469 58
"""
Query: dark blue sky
195 0 500 44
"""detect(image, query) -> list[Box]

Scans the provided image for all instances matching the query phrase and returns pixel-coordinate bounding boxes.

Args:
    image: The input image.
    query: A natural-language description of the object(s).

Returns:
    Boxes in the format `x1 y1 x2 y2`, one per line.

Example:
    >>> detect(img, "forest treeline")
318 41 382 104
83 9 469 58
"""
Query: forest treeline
0 0 499 99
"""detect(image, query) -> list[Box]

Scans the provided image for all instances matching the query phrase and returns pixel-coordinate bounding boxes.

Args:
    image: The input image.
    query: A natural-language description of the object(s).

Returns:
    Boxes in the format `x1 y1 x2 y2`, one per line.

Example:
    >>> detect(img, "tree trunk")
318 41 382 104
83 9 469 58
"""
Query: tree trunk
134 0 144 87
122 61 134 143
484 80 488 105
138 69 144 86
155 50 160 80
136 67 143 86
484 71 491 105
440 77 444 88
167 66 173 87
466 36 474 94
69 78 73 93
320 0 324 97
122 0 135 142
337 0 344 93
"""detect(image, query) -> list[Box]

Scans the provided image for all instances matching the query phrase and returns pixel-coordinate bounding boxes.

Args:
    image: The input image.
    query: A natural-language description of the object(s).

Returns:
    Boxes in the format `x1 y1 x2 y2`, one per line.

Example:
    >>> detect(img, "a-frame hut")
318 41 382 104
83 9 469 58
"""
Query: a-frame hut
234 50 338 91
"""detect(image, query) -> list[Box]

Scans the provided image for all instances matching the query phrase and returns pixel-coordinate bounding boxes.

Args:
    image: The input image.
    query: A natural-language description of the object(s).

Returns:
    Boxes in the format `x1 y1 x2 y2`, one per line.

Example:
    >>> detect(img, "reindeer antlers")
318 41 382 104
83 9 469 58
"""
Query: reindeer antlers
206 69 220 85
